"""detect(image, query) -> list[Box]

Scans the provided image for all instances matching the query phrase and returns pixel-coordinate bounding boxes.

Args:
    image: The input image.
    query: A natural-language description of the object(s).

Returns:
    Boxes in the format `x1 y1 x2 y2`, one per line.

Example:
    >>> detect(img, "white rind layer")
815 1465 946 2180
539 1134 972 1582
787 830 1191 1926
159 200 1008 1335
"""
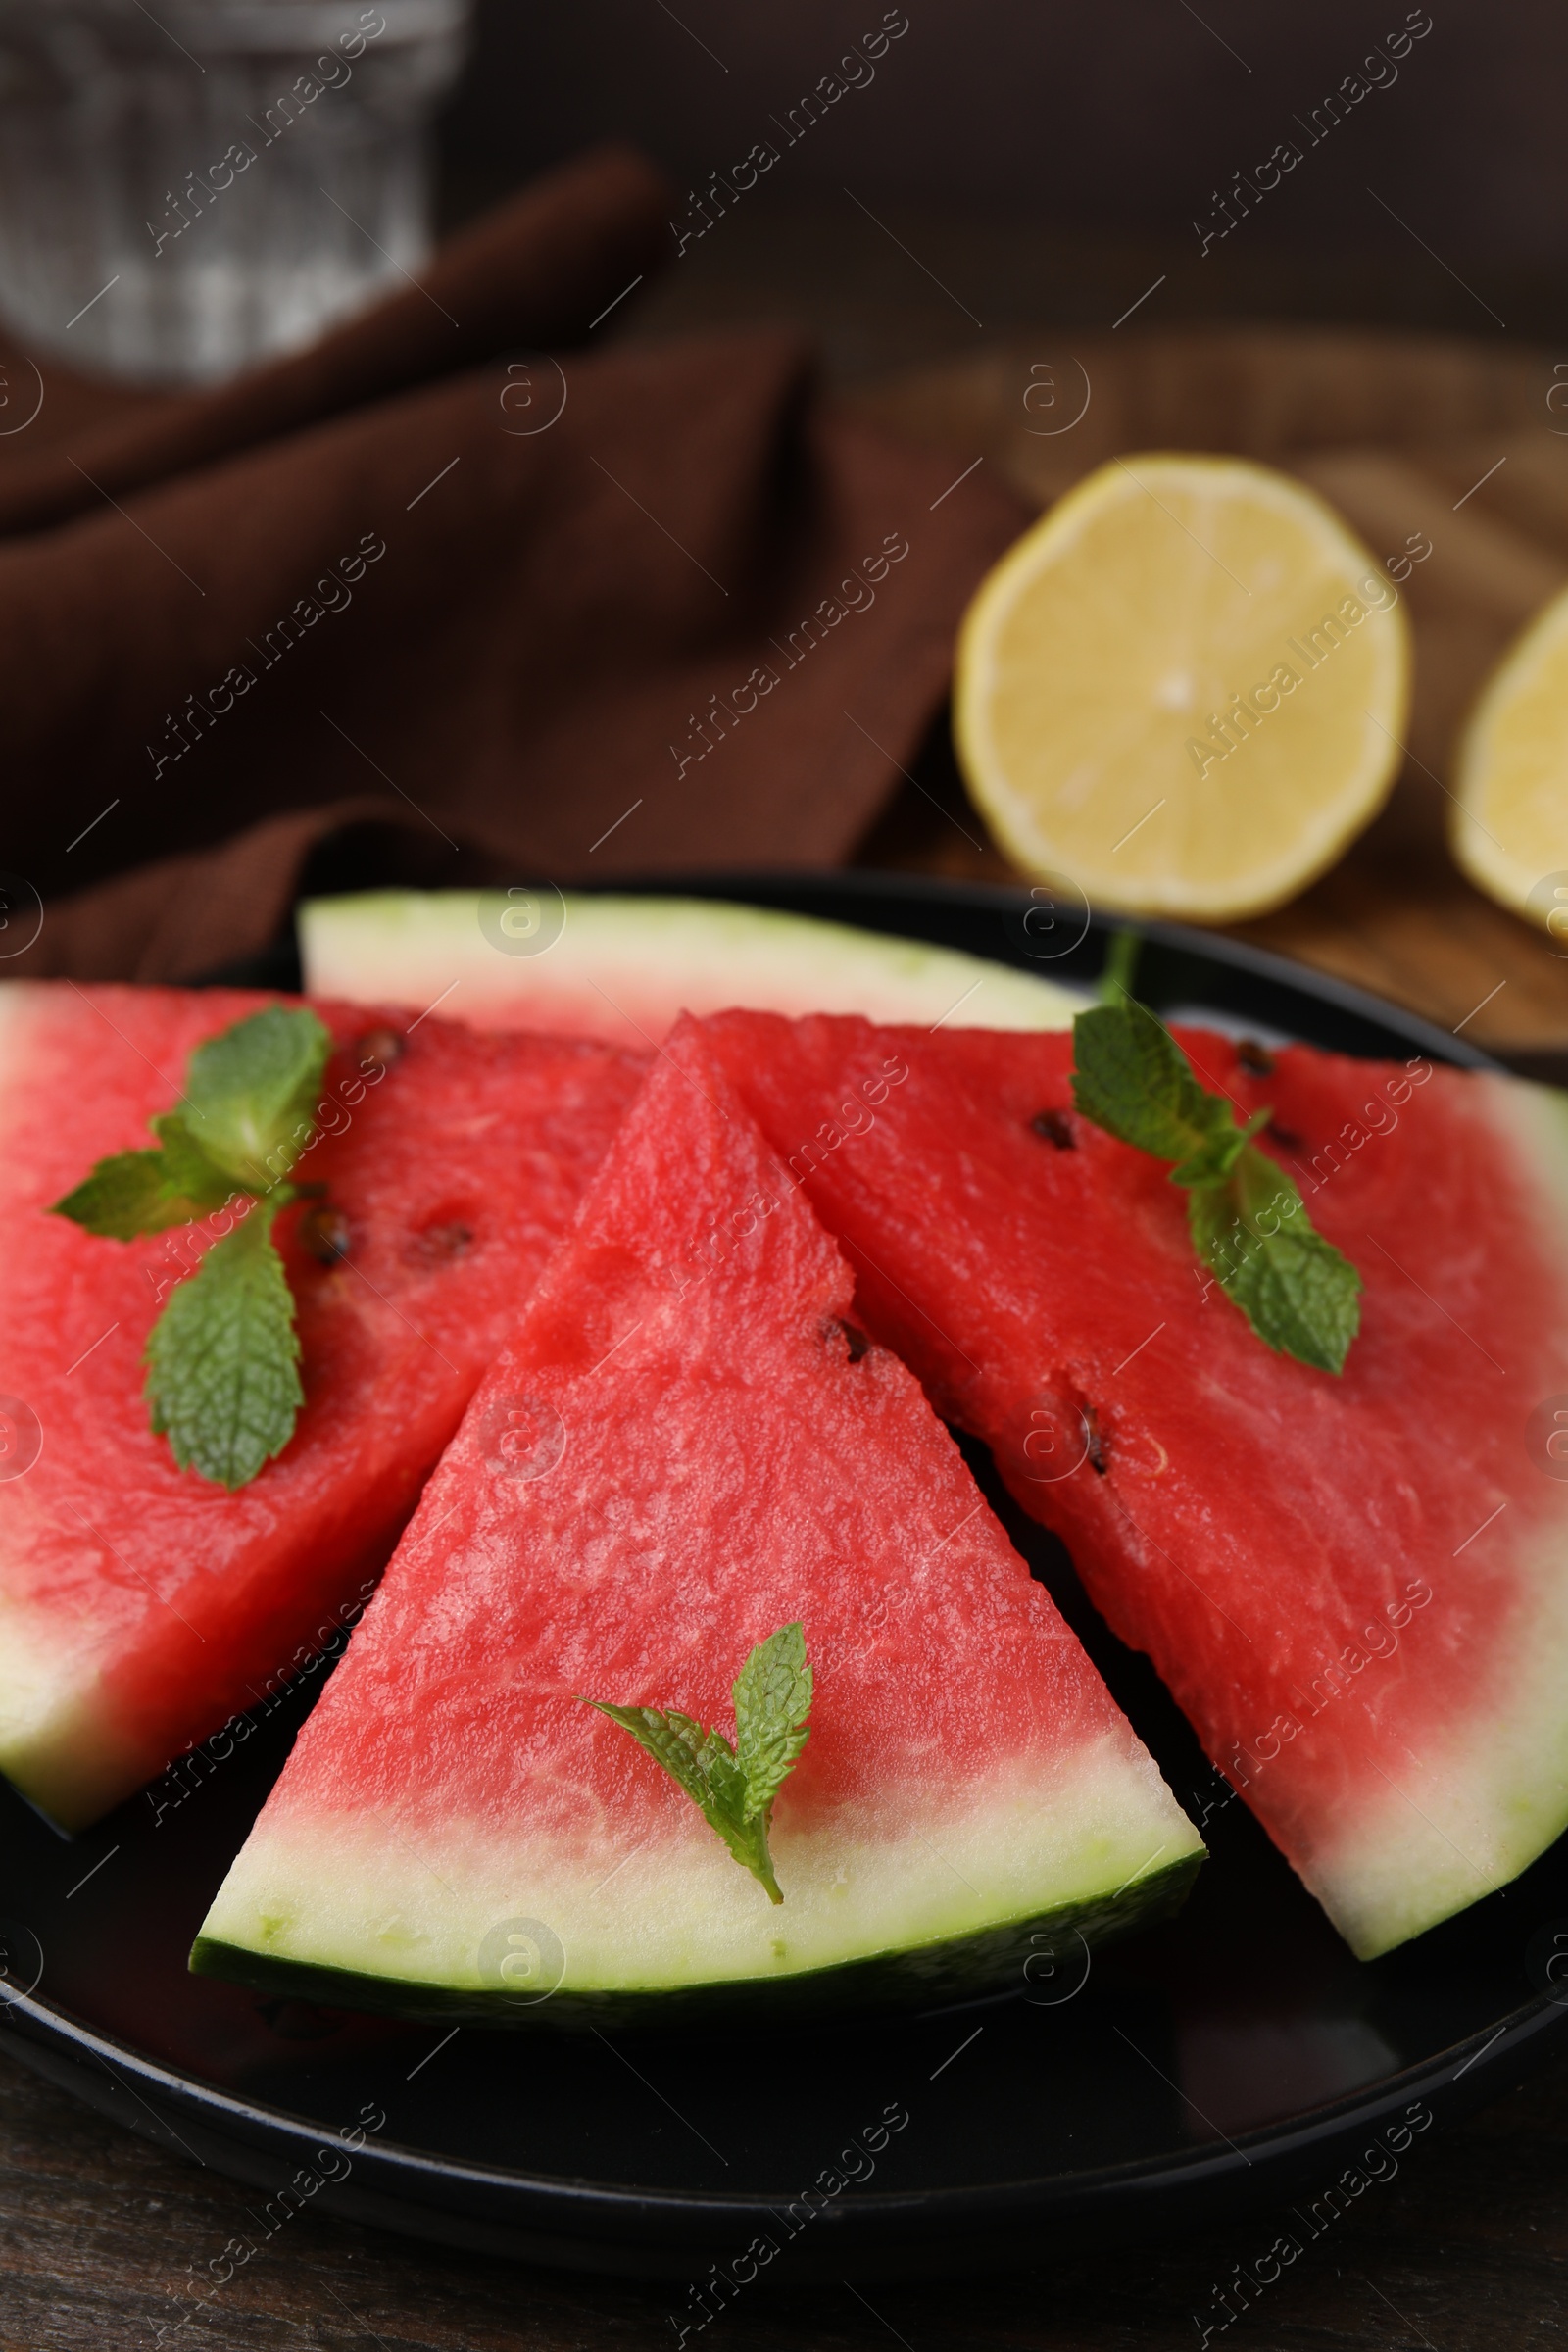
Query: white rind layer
0 1653 143 1829
0 1595 128 1828
298 891 1082 1047
1315 1505 1568 1956
1312 1076 1568 1958
201 1738 1198 1995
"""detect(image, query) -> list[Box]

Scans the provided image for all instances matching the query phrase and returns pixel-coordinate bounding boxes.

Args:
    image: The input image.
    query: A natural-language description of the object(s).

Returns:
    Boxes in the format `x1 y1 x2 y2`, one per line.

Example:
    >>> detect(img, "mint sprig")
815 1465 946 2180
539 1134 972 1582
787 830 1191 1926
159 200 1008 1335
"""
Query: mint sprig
584 1623 813 1902
145 1199 304 1489
1071 996 1361 1374
52 1005 333 1488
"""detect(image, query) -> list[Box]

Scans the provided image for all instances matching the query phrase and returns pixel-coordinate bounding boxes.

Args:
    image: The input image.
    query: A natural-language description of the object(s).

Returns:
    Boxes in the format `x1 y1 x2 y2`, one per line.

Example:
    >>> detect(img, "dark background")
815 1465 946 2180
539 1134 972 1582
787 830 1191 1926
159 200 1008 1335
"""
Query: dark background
439 0 1558 368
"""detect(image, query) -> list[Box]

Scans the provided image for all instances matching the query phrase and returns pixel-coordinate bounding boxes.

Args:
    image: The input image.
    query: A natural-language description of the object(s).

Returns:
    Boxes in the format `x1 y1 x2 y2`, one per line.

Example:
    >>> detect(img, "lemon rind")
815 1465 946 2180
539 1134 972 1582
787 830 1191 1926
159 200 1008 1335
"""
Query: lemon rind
1450 583 1568 924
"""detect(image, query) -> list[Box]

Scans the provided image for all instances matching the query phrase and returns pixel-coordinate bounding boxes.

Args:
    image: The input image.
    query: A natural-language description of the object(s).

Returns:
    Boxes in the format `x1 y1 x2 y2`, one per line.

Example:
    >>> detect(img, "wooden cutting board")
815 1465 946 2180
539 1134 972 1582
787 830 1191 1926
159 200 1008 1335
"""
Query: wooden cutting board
847 323 1568 1067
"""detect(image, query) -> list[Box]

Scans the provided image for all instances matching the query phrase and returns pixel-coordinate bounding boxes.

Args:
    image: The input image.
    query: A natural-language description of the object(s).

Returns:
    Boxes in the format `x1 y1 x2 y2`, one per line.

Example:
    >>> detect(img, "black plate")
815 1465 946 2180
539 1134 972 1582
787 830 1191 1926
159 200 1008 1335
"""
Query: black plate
4 871 1565 2285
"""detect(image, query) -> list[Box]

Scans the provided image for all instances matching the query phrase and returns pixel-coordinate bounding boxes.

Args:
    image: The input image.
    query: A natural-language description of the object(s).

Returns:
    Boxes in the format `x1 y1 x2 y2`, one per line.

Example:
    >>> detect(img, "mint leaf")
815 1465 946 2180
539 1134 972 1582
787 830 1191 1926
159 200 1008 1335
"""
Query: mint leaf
1189 1152 1361 1375
52 1111 233 1239
586 1704 777 1891
144 1201 304 1489
53 1003 336 1488
151 1113 235 1202
733 1620 813 1824
182 1006 331 1189
1071 1000 1361 1374
593 1704 716 1819
1168 1104 1272 1192
55 1151 205 1240
584 1622 813 1903
1072 998 1239 1177
51 1006 329 1236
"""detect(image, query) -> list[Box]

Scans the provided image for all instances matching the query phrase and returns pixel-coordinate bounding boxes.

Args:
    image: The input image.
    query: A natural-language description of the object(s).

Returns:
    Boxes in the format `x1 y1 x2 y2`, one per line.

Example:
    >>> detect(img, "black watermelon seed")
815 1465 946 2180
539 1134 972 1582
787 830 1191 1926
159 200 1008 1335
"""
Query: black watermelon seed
1031 1108 1076 1149
298 1205 351 1265
354 1025 406 1075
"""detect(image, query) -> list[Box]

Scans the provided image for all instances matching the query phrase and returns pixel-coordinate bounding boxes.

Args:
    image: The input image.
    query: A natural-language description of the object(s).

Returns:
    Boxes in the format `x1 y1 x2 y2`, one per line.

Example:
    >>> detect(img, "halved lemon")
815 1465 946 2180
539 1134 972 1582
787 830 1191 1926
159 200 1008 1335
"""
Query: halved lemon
1450 586 1568 931
954 453 1411 920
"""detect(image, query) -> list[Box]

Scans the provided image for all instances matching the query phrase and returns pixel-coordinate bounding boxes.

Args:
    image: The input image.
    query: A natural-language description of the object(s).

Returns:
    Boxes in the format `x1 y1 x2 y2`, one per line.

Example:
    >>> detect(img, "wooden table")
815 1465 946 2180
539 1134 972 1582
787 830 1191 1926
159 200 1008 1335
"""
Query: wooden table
1 2024 1563 2349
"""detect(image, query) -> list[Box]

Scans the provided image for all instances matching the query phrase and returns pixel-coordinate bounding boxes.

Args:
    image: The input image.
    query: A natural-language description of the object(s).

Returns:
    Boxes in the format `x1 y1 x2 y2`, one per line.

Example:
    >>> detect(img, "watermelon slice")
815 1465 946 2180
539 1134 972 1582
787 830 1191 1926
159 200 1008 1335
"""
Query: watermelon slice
193 1029 1201 2022
695 1009 1568 1960
298 889 1081 1046
0 982 645 1830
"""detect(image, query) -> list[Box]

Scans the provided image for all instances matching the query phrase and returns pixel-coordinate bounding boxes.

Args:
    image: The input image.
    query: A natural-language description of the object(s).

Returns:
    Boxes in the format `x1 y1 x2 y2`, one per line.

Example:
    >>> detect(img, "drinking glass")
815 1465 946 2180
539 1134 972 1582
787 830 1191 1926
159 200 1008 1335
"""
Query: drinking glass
0 0 470 383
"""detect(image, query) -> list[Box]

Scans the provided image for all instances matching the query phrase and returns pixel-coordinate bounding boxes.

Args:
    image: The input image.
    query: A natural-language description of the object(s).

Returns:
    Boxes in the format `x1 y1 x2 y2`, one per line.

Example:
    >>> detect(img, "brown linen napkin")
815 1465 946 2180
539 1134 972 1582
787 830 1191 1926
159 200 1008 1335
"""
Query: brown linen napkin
0 146 1026 983
0 142 675 531
7 801 436 982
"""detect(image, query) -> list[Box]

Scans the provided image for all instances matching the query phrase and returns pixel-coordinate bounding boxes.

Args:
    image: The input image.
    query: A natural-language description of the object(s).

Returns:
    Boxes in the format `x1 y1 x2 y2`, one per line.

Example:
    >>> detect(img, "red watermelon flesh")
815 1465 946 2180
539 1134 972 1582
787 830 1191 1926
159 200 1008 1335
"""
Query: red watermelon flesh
694 1009 1568 1960
0 982 646 1830
193 1030 1201 2022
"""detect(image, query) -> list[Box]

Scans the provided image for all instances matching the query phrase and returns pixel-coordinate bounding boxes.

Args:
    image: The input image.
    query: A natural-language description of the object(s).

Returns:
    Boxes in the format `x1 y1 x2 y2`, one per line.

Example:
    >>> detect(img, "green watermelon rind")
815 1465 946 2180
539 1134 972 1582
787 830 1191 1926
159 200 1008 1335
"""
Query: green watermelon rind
299 890 1084 1042
188 1849 1200 2029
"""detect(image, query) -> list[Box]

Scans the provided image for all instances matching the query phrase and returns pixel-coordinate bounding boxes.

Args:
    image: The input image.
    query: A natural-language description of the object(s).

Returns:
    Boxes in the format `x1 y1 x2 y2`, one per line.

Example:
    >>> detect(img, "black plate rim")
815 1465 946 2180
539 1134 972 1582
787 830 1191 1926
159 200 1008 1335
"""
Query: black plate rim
2 1976 1561 2231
